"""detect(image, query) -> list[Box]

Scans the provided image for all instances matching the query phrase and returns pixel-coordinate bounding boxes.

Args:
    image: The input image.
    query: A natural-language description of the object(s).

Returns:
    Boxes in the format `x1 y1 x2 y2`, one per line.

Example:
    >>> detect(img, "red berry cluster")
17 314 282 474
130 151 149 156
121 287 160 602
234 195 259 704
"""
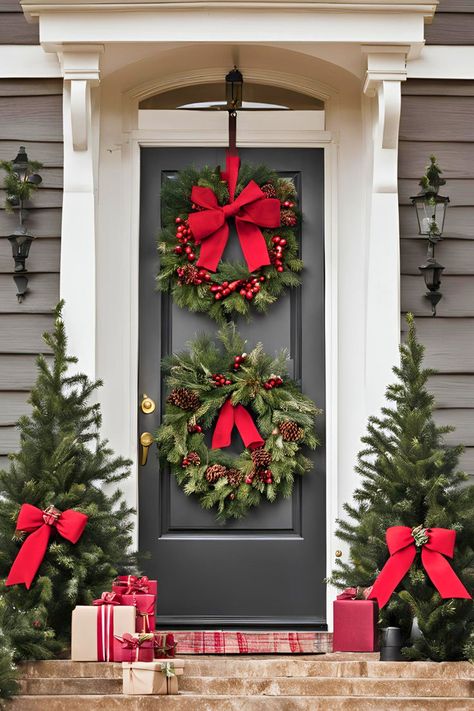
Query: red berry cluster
212 373 232 387
264 375 283 390
209 275 265 302
187 423 203 434
232 353 247 371
181 451 200 468
245 469 273 485
238 275 265 301
174 216 198 262
176 265 211 286
282 199 295 209
270 235 287 273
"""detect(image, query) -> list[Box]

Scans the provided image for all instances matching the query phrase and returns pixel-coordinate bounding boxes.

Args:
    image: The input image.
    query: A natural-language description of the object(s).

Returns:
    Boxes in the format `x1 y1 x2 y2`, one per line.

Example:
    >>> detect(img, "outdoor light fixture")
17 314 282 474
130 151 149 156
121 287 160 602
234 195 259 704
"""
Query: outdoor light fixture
225 67 243 151
411 156 449 317
1 146 42 302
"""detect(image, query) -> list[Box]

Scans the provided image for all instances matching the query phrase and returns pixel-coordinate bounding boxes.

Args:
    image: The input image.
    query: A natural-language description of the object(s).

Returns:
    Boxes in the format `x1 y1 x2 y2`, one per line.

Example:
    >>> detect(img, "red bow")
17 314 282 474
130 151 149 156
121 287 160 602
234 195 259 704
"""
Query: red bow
337 586 373 601
211 398 264 451
114 575 150 594
188 153 280 273
93 591 122 606
369 526 472 609
6 503 88 589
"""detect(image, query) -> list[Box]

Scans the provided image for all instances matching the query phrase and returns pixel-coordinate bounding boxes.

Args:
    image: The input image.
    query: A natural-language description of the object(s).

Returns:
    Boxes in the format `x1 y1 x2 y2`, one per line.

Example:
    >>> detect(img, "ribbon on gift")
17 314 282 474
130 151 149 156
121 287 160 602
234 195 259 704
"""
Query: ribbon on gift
137 610 152 633
113 575 151 595
188 153 280 273
117 633 154 662
6 503 88 589
159 661 176 678
368 526 472 609
93 598 117 661
337 586 373 601
94 591 122 606
211 398 264 451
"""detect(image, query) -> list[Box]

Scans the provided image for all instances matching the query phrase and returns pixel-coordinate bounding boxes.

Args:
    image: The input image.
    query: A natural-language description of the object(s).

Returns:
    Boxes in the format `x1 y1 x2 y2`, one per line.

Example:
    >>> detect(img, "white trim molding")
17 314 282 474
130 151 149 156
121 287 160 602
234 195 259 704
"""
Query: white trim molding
59 45 102 380
363 46 405 418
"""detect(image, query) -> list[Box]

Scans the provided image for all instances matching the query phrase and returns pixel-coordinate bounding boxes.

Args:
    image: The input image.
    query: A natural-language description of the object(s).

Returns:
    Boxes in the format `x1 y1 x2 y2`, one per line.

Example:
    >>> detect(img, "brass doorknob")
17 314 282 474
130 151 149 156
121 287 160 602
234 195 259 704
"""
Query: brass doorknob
335 550 343 558
140 432 154 466
141 394 156 414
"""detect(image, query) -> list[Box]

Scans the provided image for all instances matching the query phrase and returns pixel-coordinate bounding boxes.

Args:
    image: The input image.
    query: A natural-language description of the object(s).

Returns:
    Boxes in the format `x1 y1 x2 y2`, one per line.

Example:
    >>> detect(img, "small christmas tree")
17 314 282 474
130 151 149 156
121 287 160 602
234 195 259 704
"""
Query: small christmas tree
331 314 474 661
0 303 136 656
419 155 446 195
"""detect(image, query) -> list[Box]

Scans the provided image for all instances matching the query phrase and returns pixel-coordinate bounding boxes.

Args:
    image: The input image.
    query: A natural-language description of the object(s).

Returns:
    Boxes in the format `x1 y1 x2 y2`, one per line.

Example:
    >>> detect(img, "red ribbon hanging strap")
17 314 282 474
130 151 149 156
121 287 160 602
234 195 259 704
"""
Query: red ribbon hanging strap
368 526 472 609
6 503 88 589
211 398 264 451
188 153 280 273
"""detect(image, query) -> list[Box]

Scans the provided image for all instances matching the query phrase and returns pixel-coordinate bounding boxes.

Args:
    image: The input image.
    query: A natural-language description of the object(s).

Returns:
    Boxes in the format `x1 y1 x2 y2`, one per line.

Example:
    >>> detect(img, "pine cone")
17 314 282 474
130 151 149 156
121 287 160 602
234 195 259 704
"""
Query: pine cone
225 468 243 487
251 447 272 468
205 463 227 484
177 264 200 286
167 387 200 412
186 451 201 466
280 209 297 227
261 183 277 199
279 421 304 442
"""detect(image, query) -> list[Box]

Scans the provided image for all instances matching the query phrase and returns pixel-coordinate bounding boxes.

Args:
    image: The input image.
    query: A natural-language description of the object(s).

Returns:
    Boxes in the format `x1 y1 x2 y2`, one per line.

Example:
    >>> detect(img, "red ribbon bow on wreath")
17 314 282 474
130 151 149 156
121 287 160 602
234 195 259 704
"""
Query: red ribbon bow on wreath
211 398 264 451
368 526 472 609
6 503 88 589
188 153 281 273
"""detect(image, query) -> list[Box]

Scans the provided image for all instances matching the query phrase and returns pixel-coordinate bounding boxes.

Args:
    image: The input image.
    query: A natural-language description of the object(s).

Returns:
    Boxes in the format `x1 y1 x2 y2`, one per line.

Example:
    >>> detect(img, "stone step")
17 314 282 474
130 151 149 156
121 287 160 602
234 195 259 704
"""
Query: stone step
9 694 474 711
18 658 474 681
18 675 473 698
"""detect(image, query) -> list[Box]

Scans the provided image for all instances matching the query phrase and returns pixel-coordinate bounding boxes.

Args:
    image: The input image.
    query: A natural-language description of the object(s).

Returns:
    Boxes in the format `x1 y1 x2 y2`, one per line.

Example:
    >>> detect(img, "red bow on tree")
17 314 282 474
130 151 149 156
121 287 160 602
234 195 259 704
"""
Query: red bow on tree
6 503 88 589
368 526 472 609
211 398 264 450
188 153 281 273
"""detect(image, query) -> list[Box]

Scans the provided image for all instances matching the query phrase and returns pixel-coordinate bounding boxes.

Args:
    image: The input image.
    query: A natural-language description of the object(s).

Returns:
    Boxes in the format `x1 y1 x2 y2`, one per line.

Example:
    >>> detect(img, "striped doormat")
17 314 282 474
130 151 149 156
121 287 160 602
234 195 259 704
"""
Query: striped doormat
170 631 333 654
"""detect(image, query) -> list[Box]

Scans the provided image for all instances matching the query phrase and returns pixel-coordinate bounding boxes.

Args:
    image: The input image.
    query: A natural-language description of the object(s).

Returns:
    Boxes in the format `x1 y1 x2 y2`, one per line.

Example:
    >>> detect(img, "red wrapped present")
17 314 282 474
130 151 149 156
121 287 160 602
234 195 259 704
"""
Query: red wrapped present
122 593 156 633
71 595 136 662
333 588 379 653
153 632 176 659
112 575 158 599
115 633 154 663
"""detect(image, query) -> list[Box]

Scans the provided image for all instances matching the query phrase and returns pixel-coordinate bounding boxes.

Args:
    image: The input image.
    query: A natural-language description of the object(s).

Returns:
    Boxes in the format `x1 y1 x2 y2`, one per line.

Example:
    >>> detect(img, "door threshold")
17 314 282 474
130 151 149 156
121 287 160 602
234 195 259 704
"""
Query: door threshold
162 630 333 654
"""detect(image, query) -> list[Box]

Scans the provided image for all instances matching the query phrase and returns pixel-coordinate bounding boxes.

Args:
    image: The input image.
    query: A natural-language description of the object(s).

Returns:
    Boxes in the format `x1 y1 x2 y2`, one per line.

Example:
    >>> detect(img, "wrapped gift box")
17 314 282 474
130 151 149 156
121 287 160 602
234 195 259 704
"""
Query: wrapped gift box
121 593 156 633
71 604 136 661
116 633 154 663
112 575 158 600
153 632 176 659
333 598 379 652
122 660 185 695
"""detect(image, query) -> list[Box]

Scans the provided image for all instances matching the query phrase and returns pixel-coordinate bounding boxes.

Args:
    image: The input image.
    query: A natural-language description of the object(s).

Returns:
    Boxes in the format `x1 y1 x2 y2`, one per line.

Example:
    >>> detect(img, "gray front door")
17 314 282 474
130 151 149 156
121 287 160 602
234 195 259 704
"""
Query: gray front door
139 147 326 628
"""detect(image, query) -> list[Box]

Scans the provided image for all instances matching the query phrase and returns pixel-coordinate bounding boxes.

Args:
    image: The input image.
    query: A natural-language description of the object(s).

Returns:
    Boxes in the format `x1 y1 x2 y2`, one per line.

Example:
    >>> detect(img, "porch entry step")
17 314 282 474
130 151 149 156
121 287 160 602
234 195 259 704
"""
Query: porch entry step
17 675 474 698
9 694 474 711
162 630 333 654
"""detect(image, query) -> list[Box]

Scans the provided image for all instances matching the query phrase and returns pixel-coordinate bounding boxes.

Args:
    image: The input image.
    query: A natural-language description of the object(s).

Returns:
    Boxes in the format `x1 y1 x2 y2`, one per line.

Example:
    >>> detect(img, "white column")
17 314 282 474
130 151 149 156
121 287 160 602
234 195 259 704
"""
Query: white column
59 46 103 379
363 48 407 418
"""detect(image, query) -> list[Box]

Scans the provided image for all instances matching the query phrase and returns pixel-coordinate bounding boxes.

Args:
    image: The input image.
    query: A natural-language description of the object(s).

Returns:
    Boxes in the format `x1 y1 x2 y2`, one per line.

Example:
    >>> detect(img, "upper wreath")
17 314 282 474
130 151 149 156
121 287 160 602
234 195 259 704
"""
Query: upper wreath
157 153 302 323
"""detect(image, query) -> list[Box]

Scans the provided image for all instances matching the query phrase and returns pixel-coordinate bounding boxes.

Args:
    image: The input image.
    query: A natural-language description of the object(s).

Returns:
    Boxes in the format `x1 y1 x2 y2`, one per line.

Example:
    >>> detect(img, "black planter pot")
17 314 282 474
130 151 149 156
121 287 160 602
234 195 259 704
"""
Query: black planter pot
380 626 403 661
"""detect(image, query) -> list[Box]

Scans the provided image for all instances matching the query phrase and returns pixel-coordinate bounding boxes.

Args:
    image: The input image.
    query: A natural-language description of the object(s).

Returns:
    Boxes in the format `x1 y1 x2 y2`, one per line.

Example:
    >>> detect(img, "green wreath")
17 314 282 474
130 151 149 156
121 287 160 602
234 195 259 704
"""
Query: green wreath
157 160 302 323
156 325 321 521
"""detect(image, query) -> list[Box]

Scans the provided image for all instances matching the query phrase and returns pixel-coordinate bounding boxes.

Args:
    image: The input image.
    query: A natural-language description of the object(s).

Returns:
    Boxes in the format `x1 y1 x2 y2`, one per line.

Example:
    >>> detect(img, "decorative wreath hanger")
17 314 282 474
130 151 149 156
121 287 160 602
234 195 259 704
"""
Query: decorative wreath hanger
155 324 320 521
157 153 303 323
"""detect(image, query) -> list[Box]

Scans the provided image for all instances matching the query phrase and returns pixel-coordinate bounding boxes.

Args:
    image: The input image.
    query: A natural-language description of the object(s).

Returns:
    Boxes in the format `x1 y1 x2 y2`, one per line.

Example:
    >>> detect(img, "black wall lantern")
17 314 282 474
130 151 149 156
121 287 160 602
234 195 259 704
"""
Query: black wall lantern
225 67 243 152
1 146 42 303
411 156 449 316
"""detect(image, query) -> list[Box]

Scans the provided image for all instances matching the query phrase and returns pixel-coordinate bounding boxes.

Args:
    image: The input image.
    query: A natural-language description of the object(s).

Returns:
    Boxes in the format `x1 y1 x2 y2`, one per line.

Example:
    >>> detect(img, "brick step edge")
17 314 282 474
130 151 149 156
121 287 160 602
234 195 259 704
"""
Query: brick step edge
8 694 474 711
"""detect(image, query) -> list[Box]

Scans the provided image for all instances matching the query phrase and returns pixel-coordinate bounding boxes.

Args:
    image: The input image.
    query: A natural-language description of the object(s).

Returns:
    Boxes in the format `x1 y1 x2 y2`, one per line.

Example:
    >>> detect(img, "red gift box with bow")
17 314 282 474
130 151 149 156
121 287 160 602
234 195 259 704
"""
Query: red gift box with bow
153 632 176 659
333 587 379 653
121 593 156 633
112 575 158 600
115 633 154 663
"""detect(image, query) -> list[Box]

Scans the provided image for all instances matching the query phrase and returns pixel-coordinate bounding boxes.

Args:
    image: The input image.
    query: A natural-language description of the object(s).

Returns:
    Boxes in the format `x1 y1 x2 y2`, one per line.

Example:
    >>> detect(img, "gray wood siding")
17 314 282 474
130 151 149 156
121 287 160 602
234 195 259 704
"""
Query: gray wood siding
0 0 39 45
400 78 474 475
0 77 62 457
426 0 474 46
